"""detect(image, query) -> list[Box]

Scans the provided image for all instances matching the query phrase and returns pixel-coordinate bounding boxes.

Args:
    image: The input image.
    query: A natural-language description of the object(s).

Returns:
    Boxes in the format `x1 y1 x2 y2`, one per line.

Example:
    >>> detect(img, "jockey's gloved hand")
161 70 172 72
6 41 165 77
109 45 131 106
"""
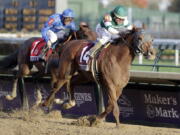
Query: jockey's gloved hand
47 40 52 48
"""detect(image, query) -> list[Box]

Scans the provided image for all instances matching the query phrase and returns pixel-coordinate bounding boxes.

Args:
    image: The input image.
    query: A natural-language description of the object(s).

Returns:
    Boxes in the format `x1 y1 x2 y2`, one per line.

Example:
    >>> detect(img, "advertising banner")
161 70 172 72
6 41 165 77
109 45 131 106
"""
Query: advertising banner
1 78 180 126
106 84 180 126
0 79 98 116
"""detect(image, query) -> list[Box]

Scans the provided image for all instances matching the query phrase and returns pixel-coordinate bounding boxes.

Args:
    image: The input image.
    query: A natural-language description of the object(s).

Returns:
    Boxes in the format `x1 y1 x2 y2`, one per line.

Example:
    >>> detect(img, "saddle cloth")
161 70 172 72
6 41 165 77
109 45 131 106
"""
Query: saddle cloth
77 41 110 71
78 42 95 71
30 38 52 62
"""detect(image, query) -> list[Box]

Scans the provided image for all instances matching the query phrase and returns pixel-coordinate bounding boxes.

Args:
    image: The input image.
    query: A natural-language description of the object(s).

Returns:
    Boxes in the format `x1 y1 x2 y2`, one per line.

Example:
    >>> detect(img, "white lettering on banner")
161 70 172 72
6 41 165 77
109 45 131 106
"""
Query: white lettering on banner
155 107 179 118
146 105 179 119
75 93 92 107
61 92 93 107
74 93 92 101
144 93 179 119
144 94 177 105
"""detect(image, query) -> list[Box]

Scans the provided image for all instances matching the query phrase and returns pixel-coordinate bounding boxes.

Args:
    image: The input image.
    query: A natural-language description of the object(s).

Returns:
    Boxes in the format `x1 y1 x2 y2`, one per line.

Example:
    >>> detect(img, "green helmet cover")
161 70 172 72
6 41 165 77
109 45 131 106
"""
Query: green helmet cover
113 5 128 19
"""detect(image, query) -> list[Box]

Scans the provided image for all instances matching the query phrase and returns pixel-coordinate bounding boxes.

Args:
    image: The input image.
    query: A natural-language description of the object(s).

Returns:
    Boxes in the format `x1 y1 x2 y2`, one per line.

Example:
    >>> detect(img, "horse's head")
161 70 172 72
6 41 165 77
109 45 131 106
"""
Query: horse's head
79 21 89 30
76 22 97 40
131 27 156 60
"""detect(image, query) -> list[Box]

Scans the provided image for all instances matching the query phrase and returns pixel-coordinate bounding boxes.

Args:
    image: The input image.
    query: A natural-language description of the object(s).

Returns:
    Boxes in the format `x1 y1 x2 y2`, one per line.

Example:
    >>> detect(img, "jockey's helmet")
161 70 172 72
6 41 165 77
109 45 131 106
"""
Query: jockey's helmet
113 5 127 20
62 9 75 25
62 9 75 18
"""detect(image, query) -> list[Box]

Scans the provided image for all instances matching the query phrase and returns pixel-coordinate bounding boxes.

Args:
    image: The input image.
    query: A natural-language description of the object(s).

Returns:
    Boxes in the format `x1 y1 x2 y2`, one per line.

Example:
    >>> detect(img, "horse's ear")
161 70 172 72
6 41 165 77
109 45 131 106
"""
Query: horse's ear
79 21 89 28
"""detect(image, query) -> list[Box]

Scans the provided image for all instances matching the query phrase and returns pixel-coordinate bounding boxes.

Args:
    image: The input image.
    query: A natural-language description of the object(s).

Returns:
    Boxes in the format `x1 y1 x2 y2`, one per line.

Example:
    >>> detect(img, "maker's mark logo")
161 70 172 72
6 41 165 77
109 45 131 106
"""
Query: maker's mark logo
118 95 134 118
144 94 179 119
146 105 156 118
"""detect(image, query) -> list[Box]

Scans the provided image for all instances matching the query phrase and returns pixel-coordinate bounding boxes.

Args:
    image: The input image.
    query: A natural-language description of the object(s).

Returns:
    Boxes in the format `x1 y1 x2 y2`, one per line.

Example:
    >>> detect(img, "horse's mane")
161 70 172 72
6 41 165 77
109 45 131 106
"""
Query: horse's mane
112 28 142 49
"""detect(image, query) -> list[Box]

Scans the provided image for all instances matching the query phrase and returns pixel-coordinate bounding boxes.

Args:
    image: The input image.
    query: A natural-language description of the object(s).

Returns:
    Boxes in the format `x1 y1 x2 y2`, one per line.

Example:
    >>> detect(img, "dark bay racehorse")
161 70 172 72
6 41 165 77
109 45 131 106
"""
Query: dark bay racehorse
0 24 97 109
42 27 156 126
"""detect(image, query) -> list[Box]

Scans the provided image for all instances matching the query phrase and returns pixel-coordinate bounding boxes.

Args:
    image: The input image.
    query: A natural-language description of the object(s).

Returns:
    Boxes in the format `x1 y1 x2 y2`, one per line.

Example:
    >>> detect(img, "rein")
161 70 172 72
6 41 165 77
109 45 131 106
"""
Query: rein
62 31 77 45
120 32 141 55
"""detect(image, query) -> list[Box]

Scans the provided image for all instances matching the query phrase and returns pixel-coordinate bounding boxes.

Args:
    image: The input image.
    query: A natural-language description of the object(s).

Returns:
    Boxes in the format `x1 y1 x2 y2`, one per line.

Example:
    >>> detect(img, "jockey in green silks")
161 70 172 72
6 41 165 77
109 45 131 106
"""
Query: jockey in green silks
89 5 133 57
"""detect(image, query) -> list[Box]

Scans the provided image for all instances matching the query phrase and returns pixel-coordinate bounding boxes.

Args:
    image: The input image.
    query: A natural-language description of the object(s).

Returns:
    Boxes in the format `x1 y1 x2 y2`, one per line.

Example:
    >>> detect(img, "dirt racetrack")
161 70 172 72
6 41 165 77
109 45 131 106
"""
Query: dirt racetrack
0 109 180 135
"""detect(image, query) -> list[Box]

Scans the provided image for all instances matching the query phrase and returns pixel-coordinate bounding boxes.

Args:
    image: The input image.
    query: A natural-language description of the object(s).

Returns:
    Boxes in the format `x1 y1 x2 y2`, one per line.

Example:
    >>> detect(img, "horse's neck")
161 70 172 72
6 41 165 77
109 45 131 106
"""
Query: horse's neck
86 31 97 40
119 34 136 59
77 29 97 40
106 44 135 66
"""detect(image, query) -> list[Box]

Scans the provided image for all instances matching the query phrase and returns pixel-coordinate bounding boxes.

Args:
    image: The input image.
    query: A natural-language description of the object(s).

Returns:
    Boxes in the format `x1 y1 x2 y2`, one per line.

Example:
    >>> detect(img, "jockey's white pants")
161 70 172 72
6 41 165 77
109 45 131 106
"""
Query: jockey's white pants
96 24 119 45
46 30 58 44
46 30 66 44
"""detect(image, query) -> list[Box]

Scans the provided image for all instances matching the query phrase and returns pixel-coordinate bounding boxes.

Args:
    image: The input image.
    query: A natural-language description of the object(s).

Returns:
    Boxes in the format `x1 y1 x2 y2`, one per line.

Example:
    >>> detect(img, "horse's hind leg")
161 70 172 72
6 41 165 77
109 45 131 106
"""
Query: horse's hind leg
5 64 30 101
5 78 18 100
18 64 31 110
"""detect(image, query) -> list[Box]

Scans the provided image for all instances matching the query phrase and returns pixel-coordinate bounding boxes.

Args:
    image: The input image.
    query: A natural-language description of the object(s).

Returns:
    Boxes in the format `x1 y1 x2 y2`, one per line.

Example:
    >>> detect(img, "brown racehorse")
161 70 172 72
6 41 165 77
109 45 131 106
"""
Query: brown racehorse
42 27 156 126
0 24 97 109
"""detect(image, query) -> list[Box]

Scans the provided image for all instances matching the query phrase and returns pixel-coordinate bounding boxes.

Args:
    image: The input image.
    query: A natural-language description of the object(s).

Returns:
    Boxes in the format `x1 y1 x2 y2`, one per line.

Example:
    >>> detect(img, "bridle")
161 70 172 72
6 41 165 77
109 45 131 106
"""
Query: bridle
131 30 152 55
119 31 141 55
119 29 153 56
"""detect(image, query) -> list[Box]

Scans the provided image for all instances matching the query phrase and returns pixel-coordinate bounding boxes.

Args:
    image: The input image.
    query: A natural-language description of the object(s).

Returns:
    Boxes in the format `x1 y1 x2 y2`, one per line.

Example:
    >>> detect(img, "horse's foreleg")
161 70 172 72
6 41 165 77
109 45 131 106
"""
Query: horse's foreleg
101 86 120 126
42 79 67 107
43 59 75 107
5 78 18 100
51 68 65 105
62 80 76 109
50 68 58 88
91 83 120 127
63 74 88 109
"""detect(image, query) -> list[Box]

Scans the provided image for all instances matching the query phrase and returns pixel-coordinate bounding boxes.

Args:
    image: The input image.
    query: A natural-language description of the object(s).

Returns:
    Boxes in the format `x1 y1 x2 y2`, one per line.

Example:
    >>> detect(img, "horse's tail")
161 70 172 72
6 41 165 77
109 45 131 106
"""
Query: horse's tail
0 50 18 69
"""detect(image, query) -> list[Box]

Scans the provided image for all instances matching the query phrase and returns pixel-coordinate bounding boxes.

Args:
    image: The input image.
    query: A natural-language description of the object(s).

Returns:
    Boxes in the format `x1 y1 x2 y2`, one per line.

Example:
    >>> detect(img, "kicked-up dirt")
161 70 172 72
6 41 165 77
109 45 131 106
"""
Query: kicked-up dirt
0 109 180 135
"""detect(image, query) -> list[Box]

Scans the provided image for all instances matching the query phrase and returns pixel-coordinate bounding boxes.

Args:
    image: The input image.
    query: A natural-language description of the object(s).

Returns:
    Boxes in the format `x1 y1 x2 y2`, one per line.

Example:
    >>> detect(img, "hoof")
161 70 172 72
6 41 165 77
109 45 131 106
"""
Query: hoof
54 98 64 104
89 115 100 126
63 101 76 109
5 95 14 100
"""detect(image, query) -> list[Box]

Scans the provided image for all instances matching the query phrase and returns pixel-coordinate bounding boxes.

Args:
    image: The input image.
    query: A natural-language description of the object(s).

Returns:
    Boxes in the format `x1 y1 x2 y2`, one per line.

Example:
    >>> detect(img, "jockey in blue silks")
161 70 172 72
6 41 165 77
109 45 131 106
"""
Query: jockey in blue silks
40 8 76 59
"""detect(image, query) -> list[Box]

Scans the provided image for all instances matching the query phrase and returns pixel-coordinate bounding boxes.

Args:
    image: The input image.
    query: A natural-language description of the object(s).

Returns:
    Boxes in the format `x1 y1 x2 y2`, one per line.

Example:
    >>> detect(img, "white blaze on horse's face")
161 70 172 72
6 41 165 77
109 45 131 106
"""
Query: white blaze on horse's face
138 33 156 60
